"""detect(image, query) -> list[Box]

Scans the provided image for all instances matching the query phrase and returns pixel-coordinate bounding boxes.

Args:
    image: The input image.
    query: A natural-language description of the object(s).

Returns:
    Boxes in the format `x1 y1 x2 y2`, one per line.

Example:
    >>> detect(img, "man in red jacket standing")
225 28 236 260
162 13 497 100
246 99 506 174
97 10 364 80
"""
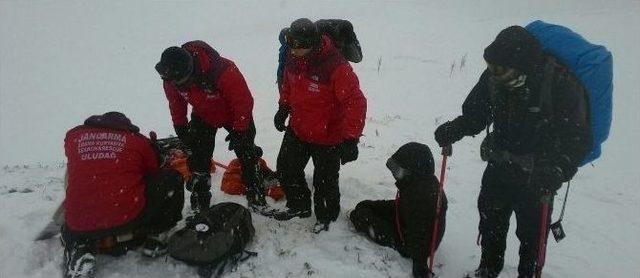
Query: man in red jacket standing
155 41 266 213
272 18 367 233
62 112 184 278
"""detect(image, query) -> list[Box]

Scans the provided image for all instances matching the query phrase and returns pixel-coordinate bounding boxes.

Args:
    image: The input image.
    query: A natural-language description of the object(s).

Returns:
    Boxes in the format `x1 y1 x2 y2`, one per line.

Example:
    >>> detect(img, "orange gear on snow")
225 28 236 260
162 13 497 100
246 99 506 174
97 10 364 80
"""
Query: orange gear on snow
221 158 285 201
167 149 216 180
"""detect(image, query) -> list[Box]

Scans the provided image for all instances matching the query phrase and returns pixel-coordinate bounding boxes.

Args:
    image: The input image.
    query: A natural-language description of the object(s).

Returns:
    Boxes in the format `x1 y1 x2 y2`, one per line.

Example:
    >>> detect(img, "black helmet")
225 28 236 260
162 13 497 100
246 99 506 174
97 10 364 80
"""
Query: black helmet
155 46 194 82
286 18 320 49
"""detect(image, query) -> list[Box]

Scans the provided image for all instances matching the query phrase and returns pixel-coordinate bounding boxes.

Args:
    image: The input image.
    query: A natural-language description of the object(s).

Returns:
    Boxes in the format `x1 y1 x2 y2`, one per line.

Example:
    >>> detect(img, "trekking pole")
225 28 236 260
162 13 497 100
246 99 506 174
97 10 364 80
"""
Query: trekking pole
550 181 571 242
428 145 452 271
535 194 552 278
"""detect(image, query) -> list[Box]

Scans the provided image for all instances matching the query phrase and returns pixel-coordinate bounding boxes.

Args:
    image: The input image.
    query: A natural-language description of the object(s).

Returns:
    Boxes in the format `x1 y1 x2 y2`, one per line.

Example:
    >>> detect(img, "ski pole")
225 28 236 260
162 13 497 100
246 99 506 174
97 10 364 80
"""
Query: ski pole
535 194 552 278
428 146 451 271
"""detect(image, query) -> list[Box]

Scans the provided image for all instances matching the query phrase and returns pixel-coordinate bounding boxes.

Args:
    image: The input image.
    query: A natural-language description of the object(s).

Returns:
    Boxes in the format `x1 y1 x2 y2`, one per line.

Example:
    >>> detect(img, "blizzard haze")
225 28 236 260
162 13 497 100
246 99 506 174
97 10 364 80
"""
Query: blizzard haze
1 1 639 277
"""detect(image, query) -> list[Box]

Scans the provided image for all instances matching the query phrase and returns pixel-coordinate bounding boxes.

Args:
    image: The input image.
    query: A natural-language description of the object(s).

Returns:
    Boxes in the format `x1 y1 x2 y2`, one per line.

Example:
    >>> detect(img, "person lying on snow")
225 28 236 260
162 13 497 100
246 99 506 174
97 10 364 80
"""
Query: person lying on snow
62 112 184 278
350 142 447 278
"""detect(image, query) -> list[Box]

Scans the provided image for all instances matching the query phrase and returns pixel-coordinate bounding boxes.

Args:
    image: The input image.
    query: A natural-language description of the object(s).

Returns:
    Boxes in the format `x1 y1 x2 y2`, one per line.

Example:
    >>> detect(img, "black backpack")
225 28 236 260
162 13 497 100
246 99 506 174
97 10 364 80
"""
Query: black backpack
167 202 256 278
315 19 363 63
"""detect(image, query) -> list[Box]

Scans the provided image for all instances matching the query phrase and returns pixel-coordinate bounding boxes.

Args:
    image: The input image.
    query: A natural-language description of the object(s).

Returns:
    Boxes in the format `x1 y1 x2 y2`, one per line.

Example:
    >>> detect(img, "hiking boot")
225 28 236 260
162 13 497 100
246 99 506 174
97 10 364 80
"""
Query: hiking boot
141 233 169 258
185 172 210 192
272 207 312 221
190 191 212 214
463 267 499 278
312 221 330 234
63 243 96 278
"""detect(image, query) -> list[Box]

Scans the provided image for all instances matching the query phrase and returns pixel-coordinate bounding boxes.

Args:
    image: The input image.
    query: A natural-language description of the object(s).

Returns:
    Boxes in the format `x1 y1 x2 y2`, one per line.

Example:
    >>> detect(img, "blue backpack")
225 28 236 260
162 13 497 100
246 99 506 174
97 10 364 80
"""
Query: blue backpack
525 20 613 166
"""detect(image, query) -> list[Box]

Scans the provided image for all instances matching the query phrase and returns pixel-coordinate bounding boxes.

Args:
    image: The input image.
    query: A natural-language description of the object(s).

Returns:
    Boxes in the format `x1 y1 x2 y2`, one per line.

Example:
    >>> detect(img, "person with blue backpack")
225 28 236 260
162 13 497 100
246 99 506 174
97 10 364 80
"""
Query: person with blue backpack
434 23 611 278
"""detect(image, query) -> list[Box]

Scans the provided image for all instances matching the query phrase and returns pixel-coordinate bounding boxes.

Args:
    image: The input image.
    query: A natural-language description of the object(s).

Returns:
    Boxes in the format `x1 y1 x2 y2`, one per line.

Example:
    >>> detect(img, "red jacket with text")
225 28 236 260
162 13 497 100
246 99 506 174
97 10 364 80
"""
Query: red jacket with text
64 113 159 232
279 35 367 146
163 41 254 132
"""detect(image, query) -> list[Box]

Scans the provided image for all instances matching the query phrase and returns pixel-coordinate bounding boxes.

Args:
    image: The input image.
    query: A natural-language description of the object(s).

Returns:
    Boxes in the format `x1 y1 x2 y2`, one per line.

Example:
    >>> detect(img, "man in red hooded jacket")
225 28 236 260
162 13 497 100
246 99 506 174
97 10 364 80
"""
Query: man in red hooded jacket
272 18 367 233
155 41 266 213
62 112 184 278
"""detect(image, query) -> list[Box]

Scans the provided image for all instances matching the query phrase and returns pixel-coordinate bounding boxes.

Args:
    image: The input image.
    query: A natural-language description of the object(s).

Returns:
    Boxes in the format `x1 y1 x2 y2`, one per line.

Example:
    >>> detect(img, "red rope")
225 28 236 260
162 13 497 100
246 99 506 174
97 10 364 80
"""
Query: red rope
535 199 551 278
428 153 448 270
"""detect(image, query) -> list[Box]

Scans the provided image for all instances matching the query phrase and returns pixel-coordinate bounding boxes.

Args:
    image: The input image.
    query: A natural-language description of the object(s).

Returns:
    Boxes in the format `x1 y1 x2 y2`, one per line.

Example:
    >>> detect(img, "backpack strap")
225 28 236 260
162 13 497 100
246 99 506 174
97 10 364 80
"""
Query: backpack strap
182 41 231 93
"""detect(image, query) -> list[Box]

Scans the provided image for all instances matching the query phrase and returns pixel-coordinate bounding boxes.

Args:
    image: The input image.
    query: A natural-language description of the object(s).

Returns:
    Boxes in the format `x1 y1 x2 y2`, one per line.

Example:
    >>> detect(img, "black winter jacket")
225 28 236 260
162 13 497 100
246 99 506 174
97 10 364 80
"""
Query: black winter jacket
451 55 592 181
396 174 447 266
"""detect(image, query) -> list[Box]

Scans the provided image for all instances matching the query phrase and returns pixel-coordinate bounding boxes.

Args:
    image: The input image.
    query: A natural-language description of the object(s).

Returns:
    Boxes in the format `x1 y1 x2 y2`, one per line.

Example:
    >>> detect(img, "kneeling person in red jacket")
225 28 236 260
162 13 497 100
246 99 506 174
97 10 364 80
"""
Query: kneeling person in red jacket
62 112 184 278
155 41 266 213
272 18 367 233
350 142 447 278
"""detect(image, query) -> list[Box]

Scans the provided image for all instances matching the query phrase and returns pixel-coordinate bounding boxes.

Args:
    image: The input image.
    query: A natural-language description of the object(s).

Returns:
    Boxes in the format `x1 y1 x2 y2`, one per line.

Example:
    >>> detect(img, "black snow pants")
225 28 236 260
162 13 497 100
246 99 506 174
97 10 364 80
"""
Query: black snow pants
276 129 341 223
186 114 262 196
478 162 554 277
349 200 407 256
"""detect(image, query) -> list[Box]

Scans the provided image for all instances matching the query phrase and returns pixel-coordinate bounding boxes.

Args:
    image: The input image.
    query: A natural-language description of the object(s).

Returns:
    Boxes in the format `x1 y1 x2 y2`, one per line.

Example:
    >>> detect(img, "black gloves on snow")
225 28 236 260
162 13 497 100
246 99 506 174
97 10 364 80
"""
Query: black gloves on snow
434 119 464 148
339 139 359 165
274 106 289 132
412 263 433 278
530 165 564 195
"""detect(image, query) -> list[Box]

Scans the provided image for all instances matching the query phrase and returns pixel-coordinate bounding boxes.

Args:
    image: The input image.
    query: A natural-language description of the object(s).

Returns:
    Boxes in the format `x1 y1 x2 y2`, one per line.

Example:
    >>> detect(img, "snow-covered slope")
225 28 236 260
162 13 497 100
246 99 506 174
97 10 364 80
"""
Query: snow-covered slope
1 1 639 277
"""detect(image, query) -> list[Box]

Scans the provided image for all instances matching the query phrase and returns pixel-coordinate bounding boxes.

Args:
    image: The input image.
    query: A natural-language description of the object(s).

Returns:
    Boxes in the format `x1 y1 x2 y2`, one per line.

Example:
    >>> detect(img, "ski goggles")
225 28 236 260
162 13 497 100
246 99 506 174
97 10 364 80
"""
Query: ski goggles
286 33 314 49
386 157 408 180
487 63 526 87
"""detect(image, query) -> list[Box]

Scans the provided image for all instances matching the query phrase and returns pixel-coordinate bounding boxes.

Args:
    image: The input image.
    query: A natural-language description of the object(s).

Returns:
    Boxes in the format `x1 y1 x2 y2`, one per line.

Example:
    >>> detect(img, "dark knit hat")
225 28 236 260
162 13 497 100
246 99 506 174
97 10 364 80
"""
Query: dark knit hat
84 111 140 132
388 142 435 177
483 26 542 74
286 18 321 49
155 46 194 81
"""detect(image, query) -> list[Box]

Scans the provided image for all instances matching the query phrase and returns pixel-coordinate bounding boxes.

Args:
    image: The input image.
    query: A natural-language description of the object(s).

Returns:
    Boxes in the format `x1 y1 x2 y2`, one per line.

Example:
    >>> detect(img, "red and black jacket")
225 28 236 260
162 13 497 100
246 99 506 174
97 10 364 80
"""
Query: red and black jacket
279 35 367 146
164 41 254 132
64 113 159 232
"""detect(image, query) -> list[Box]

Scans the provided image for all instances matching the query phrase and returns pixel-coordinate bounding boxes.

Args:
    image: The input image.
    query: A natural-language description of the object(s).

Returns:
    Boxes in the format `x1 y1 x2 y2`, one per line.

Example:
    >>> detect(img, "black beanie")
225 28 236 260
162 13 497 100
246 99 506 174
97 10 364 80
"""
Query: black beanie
155 46 194 81
389 142 435 176
287 18 321 49
483 26 542 74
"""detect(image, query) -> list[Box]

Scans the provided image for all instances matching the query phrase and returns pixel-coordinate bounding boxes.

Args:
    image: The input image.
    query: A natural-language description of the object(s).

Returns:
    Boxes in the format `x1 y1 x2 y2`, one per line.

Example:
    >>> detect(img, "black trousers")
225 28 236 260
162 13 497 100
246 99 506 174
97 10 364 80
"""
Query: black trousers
186 114 261 194
478 163 554 277
62 169 184 250
350 200 407 256
276 129 341 223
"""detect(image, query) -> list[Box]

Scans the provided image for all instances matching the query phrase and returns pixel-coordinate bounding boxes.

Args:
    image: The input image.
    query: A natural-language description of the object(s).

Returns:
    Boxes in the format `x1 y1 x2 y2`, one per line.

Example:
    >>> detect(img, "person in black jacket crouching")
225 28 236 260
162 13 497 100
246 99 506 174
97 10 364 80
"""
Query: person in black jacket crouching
350 142 446 278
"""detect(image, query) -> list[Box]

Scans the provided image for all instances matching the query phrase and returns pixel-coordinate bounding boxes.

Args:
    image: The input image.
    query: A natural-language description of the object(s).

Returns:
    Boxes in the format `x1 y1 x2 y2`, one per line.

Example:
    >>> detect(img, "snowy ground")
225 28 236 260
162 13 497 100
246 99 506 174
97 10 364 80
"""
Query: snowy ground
1 1 639 277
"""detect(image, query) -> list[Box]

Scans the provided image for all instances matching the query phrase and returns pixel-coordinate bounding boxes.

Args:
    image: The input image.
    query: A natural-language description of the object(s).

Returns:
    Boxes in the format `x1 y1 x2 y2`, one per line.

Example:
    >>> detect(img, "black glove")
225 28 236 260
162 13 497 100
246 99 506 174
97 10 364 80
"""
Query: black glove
274 106 289 132
412 262 433 278
530 165 564 195
174 125 191 147
434 119 464 148
339 139 359 165
225 131 242 151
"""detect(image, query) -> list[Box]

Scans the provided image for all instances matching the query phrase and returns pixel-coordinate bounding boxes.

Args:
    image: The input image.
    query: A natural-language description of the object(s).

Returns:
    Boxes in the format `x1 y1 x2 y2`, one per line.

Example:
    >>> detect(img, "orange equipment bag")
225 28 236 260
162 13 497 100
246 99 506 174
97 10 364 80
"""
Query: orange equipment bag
167 149 216 181
221 158 285 201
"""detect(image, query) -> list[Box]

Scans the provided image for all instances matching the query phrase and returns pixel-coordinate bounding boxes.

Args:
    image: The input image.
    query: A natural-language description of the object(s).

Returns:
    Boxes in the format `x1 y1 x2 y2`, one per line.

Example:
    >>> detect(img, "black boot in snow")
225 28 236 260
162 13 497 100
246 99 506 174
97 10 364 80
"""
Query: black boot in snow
246 189 278 217
185 172 210 192
312 221 330 234
141 233 170 258
272 207 312 221
190 191 212 214
63 242 97 278
463 267 499 278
